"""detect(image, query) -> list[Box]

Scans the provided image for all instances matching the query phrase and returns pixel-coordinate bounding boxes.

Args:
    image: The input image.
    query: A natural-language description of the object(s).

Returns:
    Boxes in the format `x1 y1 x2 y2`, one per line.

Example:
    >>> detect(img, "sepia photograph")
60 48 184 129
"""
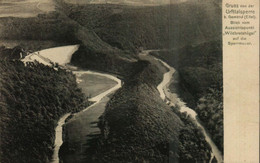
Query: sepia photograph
0 0 224 162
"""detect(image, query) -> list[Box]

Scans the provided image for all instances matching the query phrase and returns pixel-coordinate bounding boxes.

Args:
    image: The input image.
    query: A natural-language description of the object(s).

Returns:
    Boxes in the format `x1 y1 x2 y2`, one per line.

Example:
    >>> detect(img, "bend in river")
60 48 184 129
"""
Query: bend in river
22 45 122 163
22 46 222 163
51 71 121 163
73 71 122 102
143 50 223 163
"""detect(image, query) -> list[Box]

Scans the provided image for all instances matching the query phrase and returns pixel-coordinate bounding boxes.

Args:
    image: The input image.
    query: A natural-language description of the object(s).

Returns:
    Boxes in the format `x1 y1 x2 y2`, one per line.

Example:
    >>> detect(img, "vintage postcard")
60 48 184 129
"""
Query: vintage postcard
0 0 258 162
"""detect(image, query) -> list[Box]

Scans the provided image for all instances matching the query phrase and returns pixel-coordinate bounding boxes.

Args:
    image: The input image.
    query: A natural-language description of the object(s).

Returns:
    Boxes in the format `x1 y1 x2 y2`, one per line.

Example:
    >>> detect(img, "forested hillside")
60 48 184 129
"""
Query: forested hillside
0 10 138 76
70 45 135 77
76 60 211 162
0 0 221 79
0 0 223 161
0 46 26 60
151 40 223 152
0 58 89 162
57 0 221 53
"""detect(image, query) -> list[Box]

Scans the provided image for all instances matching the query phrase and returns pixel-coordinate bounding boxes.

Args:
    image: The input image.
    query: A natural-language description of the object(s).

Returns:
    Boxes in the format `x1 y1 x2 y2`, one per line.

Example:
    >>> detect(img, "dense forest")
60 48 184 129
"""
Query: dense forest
0 0 223 162
71 60 211 162
0 53 89 162
0 10 136 76
0 13 79 48
0 46 26 60
151 40 223 152
70 45 135 77
56 0 221 54
54 0 222 83
0 0 221 81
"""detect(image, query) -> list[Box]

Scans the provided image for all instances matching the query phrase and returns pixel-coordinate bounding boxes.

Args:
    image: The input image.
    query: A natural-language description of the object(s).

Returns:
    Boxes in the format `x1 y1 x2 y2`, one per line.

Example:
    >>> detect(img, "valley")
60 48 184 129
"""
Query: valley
0 0 223 162
148 51 223 163
21 45 122 163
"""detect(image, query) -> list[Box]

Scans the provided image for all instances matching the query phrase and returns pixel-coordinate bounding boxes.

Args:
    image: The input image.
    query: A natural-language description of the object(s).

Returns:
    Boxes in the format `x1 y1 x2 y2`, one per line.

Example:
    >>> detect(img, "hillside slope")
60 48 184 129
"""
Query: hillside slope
0 9 135 75
58 1 221 53
151 40 223 152
0 58 89 162
77 60 211 162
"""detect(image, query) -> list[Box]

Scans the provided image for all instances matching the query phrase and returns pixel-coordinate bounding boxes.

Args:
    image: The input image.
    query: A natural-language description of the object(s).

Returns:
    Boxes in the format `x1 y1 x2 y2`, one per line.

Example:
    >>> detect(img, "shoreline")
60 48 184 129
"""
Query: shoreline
150 51 223 163
52 70 122 163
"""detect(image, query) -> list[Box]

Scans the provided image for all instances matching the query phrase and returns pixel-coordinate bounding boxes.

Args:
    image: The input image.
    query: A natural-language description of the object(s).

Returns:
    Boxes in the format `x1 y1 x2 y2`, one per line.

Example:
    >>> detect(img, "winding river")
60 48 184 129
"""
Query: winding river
23 46 222 163
146 50 223 163
50 71 121 163
22 45 122 163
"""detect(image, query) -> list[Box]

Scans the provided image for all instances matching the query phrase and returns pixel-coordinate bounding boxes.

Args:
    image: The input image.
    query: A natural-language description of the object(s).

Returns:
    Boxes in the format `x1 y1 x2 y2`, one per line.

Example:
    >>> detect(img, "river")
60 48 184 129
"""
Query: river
21 45 122 163
50 113 71 163
22 45 222 162
50 70 121 163
141 50 223 163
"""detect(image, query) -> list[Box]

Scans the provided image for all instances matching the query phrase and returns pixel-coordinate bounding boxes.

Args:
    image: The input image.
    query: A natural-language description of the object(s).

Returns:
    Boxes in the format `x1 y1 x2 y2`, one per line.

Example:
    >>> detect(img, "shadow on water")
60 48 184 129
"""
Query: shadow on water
82 132 103 161
59 118 103 163
90 121 99 125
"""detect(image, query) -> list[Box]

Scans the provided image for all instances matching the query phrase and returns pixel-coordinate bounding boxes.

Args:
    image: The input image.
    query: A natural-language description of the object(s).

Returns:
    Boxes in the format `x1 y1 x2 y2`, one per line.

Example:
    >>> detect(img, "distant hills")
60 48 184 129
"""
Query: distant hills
59 0 221 53
0 0 221 75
